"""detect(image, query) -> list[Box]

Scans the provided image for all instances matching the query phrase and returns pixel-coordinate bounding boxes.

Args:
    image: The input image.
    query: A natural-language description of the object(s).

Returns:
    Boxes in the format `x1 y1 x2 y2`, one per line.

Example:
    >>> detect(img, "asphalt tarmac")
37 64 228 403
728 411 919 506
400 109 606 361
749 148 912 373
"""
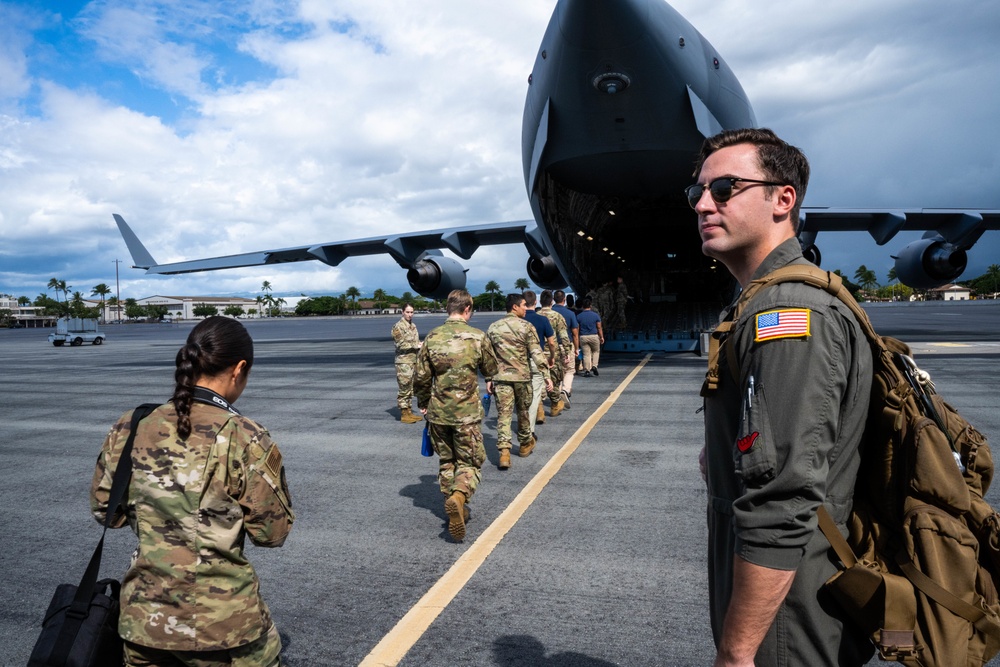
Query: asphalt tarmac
2 302 1000 666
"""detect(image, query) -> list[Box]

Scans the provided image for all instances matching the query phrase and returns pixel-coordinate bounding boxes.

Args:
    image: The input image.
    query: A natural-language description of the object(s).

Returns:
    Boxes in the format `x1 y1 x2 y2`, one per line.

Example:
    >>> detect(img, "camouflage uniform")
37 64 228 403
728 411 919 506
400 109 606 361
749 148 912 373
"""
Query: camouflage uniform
486 313 549 452
413 317 498 500
538 305 571 405
391 316 421 411
91 401 294 658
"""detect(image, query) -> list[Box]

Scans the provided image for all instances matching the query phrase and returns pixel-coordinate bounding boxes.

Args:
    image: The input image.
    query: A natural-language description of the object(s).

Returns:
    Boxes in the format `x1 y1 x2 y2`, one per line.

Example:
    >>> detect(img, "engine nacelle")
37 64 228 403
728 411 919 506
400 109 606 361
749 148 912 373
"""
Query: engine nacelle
406 256 468 300
894 237 967 289
525 255 567 290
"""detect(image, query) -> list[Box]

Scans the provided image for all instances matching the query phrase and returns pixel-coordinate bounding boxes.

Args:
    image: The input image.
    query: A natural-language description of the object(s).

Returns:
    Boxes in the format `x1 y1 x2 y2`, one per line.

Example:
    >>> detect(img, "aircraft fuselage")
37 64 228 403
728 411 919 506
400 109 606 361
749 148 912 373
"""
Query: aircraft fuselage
522 0 756 318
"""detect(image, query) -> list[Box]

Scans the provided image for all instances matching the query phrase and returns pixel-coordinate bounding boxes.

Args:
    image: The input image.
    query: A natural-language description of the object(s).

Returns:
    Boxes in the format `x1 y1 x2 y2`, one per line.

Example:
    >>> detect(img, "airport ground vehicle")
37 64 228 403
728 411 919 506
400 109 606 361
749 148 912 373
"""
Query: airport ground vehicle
47 317 106 346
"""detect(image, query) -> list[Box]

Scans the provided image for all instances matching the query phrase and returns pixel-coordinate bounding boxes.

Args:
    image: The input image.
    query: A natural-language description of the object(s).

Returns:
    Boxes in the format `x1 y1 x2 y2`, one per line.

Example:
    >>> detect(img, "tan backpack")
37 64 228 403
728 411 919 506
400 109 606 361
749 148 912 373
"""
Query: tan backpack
705 264 1000 666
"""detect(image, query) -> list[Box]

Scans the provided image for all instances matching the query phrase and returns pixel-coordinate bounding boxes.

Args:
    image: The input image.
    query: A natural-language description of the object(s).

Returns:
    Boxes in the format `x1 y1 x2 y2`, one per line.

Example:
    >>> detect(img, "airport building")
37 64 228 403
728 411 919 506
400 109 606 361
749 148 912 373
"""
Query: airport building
928 284 972 301
112 295 261 321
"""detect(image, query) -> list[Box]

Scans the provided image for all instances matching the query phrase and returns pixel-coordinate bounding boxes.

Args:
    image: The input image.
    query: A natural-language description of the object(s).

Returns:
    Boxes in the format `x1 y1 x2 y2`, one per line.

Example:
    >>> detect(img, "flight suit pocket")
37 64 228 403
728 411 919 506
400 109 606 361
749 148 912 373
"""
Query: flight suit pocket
733 379 775 486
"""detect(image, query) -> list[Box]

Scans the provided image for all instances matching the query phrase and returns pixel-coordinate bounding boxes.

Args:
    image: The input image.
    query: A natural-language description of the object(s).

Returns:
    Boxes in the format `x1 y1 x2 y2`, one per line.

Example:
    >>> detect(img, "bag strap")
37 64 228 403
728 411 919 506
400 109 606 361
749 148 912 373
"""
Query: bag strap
47 403 158 667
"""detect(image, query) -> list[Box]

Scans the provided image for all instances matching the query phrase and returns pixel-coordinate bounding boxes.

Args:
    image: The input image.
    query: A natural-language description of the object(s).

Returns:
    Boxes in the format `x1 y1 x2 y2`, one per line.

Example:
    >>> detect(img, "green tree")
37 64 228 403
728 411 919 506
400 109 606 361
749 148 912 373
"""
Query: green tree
853 265 878 297
373 288 387 311
47 278 61 306
17 295 30 306
124 298 145 320
514 278 530 291
346 286 360 313
987 264 1000 297
224 304 246 318
146 304 169 320
484 280 501 311
91 283 111 321
69 291 86 317
193 303 219 318
267 297 286 317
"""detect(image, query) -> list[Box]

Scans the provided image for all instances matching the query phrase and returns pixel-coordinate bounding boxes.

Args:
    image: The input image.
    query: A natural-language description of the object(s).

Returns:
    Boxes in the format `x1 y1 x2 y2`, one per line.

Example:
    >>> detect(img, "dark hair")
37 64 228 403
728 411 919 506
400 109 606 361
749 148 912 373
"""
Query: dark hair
693 127 810 222
505 293 525 312
522 290 536 307
581 297 593 309
446 289 473 315
540 290 553 307
566 294 576 309
172 316 254 440
554 289 566 304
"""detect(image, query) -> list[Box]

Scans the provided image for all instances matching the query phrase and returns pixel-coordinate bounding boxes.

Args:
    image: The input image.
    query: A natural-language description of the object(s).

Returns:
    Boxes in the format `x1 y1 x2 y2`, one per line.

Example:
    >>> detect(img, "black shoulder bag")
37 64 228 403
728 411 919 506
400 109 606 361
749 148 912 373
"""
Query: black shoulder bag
28 403 158 667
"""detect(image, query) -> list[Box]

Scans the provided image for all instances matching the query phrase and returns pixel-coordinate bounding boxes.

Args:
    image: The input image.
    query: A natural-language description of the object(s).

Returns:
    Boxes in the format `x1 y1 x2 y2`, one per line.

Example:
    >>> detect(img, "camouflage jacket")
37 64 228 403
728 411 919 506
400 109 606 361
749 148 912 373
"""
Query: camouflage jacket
538 306 572 357
91 402 294 651
414 317 498 425
486 313 551 383
391 317 420 359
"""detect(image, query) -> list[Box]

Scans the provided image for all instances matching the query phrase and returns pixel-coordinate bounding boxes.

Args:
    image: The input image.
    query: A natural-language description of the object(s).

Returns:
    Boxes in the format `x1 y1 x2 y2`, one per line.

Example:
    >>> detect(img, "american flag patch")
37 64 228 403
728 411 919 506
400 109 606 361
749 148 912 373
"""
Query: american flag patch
755 309 810 342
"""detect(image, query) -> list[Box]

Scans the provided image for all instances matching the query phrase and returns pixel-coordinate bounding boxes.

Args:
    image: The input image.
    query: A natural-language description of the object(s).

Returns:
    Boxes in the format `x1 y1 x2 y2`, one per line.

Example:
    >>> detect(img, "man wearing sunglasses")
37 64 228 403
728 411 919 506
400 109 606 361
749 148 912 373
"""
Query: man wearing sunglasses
694 128 874 666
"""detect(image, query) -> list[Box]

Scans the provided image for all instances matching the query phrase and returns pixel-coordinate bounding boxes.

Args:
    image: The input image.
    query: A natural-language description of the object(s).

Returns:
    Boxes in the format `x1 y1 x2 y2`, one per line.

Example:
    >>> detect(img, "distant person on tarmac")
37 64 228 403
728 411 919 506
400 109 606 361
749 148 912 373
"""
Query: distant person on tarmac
91 316 294 666
392 303 423 423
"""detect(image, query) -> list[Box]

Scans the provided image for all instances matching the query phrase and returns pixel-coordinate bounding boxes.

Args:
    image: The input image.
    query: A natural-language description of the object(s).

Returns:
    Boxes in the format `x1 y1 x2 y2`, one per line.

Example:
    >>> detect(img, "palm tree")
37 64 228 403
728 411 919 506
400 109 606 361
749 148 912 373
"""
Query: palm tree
373 288 387 312
58 280 70 304
107 296 120 321
346 286 360 314
987 264 1000 298
47 278 61 306
514 278 530 291
484 280 501 311
17 296 30 306
91 283 111 322
854 265 878 297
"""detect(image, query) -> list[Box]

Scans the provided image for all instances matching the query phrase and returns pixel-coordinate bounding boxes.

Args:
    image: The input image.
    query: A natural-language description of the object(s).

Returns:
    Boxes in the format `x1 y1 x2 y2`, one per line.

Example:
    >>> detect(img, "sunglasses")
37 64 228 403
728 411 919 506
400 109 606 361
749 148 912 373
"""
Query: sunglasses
684 177 786 209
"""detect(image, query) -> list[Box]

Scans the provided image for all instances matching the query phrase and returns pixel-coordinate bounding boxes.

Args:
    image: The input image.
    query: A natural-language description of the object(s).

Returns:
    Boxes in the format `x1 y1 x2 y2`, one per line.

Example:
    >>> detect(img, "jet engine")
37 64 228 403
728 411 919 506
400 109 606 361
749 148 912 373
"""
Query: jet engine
893 236 967 289
406 256 468 300
525 255 567 290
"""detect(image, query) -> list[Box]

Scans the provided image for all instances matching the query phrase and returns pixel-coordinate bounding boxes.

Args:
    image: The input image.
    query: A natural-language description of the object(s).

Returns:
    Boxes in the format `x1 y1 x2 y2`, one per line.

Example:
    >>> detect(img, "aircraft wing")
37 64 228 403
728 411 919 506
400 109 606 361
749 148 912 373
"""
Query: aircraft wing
114 214 541 275
799 208 1000 246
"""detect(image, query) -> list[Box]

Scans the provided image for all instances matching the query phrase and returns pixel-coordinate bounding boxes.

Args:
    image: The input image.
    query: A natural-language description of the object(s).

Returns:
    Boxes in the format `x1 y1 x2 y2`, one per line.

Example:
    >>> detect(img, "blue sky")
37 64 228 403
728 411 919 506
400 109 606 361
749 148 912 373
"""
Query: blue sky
1 0 998 303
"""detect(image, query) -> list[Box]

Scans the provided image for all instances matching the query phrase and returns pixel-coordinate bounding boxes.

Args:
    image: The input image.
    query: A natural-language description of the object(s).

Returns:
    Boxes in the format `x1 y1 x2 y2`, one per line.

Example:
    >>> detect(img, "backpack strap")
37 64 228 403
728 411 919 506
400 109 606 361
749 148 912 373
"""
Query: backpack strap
704 264 888 392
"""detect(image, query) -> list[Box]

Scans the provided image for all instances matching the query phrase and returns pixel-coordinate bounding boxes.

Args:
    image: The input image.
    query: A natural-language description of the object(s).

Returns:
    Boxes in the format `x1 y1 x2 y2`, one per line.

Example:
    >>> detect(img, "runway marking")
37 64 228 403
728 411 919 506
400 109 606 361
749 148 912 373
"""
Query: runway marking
358 353 654 667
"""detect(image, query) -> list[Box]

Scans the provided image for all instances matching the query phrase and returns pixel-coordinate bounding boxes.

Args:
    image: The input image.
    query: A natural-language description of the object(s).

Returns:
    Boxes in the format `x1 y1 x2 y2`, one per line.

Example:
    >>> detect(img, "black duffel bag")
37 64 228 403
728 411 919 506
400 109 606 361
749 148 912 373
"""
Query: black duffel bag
28 404 157 667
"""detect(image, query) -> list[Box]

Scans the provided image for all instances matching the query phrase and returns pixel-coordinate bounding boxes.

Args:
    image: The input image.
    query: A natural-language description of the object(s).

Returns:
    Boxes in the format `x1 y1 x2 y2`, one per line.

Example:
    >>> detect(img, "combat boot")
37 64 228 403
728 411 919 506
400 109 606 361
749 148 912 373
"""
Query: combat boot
400 407 423 423
518 434 536 458
444 491 467 541
551 399 564 417
498 449 511 470
536 403 546 424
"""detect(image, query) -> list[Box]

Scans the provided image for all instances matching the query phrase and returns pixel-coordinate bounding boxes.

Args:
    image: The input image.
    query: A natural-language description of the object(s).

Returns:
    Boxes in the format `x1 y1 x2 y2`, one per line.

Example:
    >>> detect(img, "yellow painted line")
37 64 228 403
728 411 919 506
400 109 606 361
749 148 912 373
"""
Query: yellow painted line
358 353 654 667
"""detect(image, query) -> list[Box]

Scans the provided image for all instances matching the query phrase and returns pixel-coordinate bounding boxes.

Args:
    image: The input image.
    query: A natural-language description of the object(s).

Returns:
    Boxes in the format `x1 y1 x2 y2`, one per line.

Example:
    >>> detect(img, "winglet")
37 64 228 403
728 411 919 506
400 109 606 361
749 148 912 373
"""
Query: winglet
113 214 158 269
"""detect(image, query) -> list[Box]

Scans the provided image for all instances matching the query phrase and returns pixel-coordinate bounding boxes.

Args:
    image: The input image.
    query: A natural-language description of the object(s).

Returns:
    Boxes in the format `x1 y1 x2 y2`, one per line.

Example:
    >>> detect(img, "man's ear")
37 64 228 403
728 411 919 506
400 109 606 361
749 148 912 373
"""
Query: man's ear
773 185 796 218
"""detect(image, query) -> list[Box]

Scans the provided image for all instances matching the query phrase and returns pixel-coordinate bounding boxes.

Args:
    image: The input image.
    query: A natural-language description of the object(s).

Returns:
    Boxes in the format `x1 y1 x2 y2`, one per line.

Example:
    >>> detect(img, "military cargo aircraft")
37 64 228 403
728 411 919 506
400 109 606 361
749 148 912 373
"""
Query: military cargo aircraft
115 0 1000 348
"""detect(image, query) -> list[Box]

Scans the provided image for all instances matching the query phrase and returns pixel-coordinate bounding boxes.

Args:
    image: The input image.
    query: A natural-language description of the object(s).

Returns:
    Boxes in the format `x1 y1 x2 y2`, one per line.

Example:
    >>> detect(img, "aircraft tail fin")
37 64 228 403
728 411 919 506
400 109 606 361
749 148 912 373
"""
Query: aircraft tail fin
113 214 158 269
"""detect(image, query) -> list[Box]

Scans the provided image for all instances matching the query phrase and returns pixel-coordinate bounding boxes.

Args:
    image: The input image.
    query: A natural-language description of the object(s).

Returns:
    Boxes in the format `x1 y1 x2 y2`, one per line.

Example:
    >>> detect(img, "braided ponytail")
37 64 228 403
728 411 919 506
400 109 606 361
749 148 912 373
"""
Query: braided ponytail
171 317 254 440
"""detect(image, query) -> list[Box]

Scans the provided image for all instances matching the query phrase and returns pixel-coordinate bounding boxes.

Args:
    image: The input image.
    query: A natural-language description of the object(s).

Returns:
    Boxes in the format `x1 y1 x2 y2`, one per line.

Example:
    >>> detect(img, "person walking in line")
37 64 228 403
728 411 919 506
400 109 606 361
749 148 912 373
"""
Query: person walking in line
414 290 498 542
577 297 604 377
486 293 553 470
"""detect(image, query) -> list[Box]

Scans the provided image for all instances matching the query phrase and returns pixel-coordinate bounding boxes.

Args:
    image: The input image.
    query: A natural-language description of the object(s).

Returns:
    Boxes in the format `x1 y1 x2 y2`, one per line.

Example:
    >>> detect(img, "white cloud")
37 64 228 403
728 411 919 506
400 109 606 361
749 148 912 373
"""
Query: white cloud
1 0 998 302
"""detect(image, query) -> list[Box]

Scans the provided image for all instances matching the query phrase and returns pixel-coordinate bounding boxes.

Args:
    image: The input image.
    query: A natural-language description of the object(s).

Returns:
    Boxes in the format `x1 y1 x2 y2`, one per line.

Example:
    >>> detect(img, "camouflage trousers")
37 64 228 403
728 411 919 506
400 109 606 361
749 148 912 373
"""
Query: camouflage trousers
395 355 417 410
547 356 565 404
429 421 485 500
124 623 281 667
493 381 532 450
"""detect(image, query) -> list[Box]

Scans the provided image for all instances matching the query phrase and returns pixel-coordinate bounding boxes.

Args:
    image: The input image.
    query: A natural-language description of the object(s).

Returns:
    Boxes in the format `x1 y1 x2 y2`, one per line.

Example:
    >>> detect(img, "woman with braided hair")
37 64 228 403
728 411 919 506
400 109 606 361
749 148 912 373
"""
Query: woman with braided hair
91 316 294 667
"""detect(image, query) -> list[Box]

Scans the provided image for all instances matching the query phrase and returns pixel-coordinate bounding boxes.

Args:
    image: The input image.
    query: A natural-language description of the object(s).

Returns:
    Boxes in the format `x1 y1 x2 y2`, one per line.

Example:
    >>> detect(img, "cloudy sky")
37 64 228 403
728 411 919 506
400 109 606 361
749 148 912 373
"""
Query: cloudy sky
1 0 998 303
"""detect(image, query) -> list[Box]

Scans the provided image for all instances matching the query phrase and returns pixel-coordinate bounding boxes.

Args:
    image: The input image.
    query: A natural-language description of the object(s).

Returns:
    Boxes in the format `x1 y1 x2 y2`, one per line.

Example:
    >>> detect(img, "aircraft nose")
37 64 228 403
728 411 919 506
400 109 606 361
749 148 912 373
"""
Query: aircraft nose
556 0 650 49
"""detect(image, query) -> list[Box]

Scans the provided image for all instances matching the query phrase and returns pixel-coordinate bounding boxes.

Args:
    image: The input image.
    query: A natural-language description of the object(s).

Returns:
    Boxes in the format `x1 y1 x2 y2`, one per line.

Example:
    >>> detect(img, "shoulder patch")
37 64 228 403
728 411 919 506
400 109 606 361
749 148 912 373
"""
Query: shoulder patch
755 308 810 342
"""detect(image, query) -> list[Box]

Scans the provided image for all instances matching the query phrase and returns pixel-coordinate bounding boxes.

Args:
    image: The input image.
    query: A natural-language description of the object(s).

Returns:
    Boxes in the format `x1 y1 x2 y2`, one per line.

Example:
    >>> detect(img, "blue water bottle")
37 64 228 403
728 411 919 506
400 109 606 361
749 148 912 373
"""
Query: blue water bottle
421 423 433 457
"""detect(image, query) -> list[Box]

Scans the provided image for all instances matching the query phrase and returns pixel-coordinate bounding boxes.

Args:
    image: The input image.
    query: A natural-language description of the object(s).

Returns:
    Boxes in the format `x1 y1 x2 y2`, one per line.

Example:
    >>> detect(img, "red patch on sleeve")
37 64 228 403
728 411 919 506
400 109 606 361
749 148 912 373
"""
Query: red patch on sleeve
737 432 759 453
